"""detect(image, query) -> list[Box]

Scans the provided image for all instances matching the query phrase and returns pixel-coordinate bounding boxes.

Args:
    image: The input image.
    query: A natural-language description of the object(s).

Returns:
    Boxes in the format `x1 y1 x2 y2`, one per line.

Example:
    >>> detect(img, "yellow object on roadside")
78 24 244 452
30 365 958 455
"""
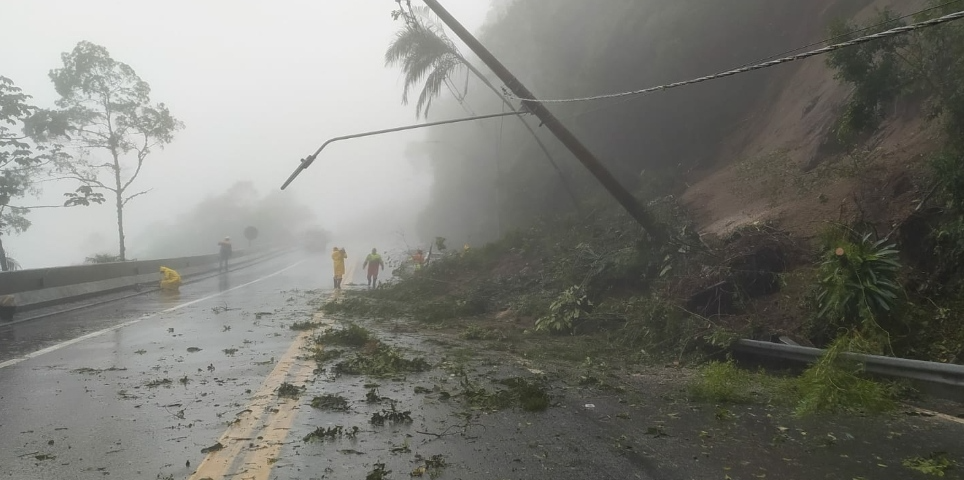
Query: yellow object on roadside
160 266 182 292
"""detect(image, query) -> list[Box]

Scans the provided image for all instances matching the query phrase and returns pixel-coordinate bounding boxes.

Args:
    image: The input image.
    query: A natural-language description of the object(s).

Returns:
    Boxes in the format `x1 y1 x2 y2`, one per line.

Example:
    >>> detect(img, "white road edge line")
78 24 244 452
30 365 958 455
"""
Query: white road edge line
0 260 308 370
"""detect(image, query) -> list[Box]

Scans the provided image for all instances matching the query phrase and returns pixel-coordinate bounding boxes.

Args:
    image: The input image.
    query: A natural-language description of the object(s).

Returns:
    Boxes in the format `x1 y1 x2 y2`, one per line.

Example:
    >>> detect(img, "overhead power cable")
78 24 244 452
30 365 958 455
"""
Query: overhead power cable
507 9 964 104
740 0 963 67
562 0 964 120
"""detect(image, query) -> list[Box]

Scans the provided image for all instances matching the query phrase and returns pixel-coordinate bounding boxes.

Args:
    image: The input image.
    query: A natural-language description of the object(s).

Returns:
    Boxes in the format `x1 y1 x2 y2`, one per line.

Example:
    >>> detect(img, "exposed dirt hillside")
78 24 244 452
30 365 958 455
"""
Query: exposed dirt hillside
682 0 939 240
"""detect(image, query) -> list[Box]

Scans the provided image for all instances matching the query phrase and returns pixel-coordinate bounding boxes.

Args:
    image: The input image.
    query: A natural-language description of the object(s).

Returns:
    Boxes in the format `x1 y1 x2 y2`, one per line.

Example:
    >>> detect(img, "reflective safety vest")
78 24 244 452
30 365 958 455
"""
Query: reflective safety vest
365 254 383 267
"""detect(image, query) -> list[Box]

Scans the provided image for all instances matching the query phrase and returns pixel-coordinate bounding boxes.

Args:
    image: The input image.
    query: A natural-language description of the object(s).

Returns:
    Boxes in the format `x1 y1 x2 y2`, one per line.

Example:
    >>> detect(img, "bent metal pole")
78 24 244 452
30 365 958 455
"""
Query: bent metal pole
421 0 668 243
280 111 525 191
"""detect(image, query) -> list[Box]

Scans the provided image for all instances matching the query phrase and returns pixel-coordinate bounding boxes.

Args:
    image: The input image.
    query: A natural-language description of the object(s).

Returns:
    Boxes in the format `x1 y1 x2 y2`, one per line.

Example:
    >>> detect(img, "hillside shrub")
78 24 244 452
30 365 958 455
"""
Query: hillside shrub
827 2 964 147
814 230 901 333
535 285 592 335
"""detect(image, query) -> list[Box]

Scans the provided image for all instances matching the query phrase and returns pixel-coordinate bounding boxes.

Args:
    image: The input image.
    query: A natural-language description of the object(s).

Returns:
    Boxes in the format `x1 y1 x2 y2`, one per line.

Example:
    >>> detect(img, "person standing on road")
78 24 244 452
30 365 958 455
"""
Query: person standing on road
363 248 384 289
218 237 233 272
412 249 425 271
332 247 347 289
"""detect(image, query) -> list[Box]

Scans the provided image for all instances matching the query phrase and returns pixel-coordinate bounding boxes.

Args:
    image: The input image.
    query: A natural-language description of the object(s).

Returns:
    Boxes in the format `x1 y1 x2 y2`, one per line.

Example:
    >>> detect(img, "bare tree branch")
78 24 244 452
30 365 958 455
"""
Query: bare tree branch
6 204 67 209
59 174 112 191
122 188 152 206
121 130 150 192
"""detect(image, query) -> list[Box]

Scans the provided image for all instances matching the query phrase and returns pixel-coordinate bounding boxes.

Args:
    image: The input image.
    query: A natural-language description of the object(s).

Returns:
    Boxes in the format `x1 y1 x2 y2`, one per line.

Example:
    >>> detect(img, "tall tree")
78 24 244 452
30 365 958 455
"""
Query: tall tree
1 76 103 272
42 41 182 261
0 76 40 272
386 3 578 207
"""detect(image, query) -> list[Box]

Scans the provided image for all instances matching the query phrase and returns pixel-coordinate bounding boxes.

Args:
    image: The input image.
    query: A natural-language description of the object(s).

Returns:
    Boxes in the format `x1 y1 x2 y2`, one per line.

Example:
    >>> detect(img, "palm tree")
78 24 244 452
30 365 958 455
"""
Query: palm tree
385 6 578 207
0 248 22 271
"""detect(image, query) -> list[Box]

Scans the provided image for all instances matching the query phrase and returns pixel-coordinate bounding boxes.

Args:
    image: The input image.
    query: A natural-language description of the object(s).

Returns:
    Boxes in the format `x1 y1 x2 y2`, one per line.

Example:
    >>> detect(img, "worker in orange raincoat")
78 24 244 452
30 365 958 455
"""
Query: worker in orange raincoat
159 266 182 293
412 249 425 271
332 247 347 289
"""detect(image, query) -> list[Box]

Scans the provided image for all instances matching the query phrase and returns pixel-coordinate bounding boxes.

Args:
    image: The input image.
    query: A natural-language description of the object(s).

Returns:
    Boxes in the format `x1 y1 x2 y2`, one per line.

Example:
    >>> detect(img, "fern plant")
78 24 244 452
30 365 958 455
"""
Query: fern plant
815 232 901 331
535 285 592 335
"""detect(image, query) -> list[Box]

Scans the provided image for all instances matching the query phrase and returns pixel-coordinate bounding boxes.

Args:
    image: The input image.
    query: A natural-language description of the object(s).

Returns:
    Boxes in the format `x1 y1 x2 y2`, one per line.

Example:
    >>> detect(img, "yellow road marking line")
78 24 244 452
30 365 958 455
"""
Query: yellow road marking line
188 328 316 480
236 314 335 479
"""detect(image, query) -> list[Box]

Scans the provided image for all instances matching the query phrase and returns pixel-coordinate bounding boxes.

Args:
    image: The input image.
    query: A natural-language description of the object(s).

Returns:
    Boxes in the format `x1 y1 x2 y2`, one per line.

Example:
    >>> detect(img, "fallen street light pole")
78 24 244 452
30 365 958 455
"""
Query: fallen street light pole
421 0 669 244
280 110 526 191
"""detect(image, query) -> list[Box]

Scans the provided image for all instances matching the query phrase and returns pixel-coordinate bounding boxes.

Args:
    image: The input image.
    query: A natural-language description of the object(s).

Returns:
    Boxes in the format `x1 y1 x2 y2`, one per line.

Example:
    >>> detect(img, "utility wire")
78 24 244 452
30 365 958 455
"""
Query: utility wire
507 9 964 104
560 1 964 121
740 0 963 67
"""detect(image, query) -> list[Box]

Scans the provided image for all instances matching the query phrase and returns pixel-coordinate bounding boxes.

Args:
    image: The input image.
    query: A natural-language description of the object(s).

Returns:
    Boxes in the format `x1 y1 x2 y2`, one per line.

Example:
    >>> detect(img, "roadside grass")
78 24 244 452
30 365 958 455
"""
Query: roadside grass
459 324 501 340
688 360 789 404
688 358 898 417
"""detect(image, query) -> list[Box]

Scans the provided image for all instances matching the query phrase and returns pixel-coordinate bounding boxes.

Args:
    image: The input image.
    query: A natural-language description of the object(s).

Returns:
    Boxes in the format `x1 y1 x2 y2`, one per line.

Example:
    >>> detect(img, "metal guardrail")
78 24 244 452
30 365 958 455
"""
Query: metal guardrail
734 339 964 388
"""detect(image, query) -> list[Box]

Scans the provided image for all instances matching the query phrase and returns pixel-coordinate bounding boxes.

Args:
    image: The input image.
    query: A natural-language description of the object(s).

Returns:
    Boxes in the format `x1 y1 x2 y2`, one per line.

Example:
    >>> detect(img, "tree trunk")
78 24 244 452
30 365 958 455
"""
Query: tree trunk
115 190 126 261
0 236 9 272
112 153 126 261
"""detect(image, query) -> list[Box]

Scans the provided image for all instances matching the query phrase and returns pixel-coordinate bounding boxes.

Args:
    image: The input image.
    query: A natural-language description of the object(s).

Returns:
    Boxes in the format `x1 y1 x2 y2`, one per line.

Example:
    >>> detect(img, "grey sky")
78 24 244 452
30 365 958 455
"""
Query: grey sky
1 0 491 267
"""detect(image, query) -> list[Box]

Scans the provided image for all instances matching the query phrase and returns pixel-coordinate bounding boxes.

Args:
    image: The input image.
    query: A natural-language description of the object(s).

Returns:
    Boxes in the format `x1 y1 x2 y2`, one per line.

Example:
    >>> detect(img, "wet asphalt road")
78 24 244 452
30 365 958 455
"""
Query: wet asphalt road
0 252 329 480
2 252 962 480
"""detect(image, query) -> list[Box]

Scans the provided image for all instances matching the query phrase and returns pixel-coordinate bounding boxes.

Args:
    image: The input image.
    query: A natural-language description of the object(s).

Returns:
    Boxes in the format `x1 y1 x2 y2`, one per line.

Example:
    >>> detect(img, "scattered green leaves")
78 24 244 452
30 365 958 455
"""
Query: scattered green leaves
903 452 955 477
276 382 305 399
795 334 896 416
303 425 359 442
370 402 413 426
290 320 320 331
334 342 430 376
310 394 350 412
366 463 391 480
314 323 372 347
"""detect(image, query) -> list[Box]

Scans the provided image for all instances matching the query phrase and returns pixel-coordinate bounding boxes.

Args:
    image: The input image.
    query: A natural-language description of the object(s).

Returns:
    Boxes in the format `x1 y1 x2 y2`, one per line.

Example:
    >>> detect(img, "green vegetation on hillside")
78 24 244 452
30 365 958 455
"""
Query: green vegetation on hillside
827 1 964 148
346 0 964 418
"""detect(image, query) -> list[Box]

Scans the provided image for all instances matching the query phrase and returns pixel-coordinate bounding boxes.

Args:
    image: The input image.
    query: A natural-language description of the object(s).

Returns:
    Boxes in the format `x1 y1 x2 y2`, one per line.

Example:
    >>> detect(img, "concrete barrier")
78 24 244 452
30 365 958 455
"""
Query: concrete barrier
0 247 280 312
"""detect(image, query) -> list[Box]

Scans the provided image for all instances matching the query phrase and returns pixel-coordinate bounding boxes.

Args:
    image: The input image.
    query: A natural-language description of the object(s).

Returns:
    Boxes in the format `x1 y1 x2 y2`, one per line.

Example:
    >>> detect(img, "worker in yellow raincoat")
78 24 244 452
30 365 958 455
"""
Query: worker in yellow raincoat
159 266 182 293
332 247 347 289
